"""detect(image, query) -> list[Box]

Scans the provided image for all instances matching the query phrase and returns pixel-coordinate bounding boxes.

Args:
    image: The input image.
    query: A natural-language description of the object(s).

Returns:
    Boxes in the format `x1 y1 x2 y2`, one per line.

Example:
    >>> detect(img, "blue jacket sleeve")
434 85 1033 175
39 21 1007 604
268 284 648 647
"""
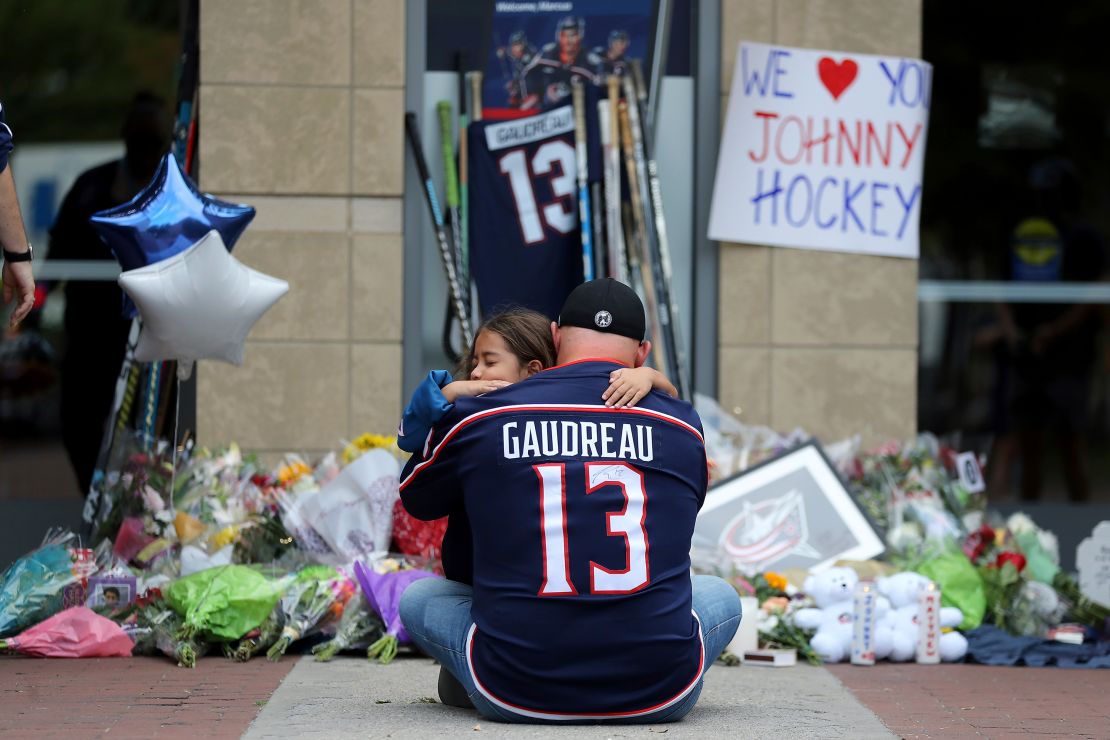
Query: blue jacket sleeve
0 103 13 173
396 370 455 453
399 403 465 521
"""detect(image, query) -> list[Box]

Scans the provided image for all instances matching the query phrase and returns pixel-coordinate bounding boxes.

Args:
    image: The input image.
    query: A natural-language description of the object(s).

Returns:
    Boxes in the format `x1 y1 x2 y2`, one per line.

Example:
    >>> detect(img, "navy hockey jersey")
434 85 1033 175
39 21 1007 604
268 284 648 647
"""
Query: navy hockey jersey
468 99 604 320
400 359 708 719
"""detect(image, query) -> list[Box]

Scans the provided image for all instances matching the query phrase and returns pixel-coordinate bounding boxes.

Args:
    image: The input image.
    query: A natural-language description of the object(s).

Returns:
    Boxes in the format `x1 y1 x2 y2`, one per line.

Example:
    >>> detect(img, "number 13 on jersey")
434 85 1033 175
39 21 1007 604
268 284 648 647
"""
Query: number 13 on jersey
499 140 577 245
535 462 650 597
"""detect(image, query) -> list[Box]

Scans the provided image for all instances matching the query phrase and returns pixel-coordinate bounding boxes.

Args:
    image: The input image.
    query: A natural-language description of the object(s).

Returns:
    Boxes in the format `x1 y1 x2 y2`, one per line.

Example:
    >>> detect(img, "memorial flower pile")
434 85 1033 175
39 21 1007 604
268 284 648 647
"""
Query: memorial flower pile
0 431 443 668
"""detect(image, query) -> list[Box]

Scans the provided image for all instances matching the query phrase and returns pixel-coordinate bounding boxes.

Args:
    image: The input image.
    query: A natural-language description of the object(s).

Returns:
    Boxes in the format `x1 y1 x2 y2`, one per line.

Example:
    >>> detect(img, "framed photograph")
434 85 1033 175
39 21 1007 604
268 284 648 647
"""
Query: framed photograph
85 575 137 610
694 441 884 575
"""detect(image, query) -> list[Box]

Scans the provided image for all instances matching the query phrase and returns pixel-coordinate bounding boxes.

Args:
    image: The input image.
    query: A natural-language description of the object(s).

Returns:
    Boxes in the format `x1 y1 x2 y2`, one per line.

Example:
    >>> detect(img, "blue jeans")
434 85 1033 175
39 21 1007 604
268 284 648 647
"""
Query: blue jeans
398 574 741 724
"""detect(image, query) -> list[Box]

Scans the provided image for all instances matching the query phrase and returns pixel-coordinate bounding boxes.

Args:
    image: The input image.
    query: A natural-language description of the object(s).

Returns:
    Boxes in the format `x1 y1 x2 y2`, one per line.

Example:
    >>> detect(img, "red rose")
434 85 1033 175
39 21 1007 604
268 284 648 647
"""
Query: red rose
995 552 1026 572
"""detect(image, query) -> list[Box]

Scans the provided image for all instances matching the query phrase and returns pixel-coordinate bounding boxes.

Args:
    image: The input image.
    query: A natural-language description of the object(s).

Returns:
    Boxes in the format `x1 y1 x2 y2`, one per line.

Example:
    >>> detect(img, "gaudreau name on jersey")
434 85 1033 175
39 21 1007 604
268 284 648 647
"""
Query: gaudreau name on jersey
502 420 655 461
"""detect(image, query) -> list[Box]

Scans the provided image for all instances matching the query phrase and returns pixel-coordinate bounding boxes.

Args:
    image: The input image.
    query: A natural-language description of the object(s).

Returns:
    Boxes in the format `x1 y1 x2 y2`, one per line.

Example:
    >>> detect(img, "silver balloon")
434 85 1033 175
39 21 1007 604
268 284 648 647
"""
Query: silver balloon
117 230 288 379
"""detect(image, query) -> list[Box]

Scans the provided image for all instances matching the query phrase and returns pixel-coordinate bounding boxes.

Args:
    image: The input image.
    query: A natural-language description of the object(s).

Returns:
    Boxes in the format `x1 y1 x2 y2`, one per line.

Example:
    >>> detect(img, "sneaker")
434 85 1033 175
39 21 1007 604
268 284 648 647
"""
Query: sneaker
437 666 474 709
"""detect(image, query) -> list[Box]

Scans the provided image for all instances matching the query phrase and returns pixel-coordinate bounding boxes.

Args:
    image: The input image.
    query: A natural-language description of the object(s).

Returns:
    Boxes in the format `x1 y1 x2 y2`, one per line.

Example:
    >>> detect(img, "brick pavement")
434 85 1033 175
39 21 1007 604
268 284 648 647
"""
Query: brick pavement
827 663 1110 738
0 654 296 739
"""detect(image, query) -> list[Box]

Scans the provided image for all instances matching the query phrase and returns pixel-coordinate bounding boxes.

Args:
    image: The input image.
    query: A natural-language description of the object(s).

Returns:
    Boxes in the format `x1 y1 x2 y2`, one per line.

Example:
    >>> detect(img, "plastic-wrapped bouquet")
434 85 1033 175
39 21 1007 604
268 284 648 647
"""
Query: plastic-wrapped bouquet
165 564 285 643
91 433 187 545
124 589 208 667
311 591 384 662
353 559 437 664
266 566 346 661
849 433 984 550
0 531 86 637
0 607 134 658
226 606 285 662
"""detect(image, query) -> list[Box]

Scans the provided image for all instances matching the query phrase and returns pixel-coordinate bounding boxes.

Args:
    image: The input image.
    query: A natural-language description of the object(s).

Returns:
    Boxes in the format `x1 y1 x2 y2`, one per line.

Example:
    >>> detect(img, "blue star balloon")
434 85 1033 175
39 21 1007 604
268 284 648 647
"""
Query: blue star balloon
90 153 255 315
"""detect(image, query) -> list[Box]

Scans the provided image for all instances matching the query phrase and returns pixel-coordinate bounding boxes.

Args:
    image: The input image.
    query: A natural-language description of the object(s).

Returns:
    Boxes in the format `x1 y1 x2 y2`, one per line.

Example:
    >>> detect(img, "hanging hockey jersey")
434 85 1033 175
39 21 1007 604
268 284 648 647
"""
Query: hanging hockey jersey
468 102 601 320
399 359 708 719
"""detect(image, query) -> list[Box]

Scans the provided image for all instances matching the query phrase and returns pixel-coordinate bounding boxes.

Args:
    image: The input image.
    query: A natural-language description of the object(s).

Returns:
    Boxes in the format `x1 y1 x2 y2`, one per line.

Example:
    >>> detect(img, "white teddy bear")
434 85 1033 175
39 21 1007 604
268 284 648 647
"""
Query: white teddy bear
792 566 892 663
876 572 968 662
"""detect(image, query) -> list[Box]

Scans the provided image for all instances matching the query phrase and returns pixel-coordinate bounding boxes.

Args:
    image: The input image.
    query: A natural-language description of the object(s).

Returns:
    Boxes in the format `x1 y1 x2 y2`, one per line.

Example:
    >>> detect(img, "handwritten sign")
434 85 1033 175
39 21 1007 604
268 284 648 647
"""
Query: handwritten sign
1077 521 1110 609
709 42 932 259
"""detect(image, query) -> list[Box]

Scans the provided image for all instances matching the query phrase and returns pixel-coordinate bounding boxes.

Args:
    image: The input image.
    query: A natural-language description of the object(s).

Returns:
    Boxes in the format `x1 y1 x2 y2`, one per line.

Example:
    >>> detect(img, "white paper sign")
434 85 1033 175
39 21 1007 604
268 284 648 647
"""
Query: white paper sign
1076 521 1110 610
709 42 931 258
955 451 986 493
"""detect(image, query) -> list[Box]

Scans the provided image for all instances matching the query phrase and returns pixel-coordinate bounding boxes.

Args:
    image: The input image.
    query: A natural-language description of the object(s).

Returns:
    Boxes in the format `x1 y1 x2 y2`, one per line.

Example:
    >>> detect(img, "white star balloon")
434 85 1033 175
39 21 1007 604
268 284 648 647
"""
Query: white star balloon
118 230 288 379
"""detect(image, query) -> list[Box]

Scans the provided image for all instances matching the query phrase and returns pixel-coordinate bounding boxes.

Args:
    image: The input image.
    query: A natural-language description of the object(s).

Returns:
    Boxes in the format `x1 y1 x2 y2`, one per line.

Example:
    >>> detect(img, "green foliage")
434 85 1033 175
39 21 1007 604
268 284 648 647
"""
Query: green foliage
0 0 178 141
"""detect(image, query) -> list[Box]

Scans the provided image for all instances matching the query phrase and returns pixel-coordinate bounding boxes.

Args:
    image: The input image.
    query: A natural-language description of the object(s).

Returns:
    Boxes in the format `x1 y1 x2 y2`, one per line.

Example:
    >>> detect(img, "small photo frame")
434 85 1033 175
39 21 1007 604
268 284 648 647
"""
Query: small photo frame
694 440 884 575
85 575 137 609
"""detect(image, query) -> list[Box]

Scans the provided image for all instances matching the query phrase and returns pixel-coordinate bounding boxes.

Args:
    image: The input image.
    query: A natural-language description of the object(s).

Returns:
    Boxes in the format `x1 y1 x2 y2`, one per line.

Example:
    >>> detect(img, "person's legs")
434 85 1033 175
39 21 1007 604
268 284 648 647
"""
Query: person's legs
628 574 742 724
397 578 526 722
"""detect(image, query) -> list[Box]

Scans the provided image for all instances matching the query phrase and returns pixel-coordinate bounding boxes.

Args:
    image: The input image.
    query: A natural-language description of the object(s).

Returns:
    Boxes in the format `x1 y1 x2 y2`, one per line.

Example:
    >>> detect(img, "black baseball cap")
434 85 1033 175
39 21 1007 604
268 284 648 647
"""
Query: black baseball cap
557 278 645 342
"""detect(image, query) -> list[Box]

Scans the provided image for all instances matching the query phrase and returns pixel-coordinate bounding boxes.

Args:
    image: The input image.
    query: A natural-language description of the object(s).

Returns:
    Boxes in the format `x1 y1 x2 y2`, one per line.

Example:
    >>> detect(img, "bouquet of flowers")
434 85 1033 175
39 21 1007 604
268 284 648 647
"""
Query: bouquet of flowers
354 559 437 664
165 564 285 643
123 589 208 667
311 591 384 662
0 531 85 637
731 571 821 665
0 607 134 658
91 433 188 545
266 566 346 661
969 513 1108 636
226 606 285 662
849 434 983 550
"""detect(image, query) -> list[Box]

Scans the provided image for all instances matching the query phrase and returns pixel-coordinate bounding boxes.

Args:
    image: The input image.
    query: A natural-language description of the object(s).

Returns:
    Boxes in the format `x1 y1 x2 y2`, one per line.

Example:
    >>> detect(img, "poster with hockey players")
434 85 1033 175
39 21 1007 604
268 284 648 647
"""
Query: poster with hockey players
484 0 655 119
693 442 884 575
708 42 931 259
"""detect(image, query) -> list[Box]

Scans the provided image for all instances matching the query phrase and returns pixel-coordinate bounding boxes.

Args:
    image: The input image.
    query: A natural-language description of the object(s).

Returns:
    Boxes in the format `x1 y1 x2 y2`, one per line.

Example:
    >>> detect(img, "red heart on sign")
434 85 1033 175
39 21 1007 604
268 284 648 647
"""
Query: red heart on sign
818 57 858 101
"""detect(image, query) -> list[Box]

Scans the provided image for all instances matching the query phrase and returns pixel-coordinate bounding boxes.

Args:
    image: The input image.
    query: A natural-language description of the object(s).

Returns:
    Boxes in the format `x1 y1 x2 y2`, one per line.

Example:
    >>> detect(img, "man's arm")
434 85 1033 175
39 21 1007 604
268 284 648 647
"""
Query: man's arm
0 105 35 328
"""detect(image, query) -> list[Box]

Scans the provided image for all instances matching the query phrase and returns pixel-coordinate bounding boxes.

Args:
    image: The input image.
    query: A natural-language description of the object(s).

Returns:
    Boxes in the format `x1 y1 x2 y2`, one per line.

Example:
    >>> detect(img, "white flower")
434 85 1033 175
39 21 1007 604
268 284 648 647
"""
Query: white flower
142 485 165 513
1006 512 1037 536
758 613 780 632
1021 580 1060 618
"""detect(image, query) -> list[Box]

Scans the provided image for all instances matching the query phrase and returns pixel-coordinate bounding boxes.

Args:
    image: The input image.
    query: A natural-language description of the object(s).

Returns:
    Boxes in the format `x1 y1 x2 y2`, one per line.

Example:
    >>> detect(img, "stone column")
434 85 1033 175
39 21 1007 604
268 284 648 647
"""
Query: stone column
196 0 405 461
718 0 921 447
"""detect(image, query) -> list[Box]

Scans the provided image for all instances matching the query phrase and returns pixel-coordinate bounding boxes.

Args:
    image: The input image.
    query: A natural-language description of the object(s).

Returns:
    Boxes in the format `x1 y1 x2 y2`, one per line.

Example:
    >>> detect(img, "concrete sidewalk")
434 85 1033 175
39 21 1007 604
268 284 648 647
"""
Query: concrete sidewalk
244 655 895 739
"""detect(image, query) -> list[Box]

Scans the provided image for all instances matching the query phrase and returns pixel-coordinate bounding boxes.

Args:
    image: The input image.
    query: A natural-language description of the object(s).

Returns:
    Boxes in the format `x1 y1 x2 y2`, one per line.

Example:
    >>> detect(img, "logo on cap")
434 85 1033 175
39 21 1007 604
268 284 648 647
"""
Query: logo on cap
594 310 613 328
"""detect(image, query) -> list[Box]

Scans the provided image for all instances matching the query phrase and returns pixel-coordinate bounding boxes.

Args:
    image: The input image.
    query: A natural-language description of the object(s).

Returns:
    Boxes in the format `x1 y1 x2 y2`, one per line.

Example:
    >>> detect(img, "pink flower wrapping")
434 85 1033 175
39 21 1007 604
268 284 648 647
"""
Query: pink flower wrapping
3 607 134 658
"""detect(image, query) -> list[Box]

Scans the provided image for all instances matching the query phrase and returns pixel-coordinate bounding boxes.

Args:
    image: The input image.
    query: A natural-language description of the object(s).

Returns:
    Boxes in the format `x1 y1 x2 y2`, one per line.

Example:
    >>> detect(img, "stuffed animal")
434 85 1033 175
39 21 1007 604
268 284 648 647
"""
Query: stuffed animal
793 566 892 663
876 572 967 662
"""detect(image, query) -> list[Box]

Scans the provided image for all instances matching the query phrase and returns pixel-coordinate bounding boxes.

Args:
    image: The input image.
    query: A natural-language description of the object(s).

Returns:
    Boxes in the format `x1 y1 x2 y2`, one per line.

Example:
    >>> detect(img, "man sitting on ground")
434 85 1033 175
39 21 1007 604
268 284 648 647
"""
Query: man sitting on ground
398 278 740 723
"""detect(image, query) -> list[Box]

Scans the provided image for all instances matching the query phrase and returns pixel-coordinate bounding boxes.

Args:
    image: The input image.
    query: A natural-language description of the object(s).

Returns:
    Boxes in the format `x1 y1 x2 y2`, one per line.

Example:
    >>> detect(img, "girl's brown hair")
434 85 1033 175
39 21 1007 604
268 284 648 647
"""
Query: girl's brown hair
457 308 557 378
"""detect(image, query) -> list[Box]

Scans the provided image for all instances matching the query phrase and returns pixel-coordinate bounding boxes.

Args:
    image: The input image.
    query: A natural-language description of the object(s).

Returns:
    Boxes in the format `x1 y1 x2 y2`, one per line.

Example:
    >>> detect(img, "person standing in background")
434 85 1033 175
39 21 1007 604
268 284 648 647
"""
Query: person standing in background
46 92 171 495
0 101 36 329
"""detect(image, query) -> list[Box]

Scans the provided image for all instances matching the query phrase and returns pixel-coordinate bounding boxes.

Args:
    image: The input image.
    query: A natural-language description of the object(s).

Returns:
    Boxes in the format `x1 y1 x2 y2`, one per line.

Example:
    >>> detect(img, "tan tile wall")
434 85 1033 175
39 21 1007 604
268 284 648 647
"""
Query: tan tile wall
196 0 405 461
718 0 921 447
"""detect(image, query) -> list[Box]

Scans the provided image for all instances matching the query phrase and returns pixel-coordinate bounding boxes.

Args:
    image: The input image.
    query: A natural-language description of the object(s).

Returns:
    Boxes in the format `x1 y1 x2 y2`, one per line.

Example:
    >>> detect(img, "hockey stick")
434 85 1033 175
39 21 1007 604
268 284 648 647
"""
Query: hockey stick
457 54 471 316
437 100 466 317
629 61 690 399
468 71 484 318
603 76 627 282
618 101 666 373
571 78 594 282
470 71 484 123
405 112 474 350
590 179 605 279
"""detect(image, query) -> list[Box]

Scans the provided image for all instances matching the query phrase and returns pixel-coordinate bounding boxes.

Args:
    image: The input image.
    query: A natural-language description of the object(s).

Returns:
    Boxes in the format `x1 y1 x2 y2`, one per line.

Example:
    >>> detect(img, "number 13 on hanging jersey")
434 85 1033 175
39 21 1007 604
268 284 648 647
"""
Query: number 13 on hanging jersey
468 106 584 319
